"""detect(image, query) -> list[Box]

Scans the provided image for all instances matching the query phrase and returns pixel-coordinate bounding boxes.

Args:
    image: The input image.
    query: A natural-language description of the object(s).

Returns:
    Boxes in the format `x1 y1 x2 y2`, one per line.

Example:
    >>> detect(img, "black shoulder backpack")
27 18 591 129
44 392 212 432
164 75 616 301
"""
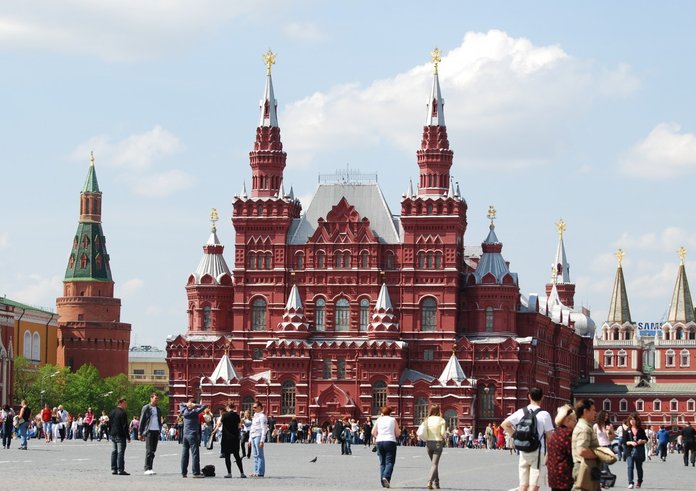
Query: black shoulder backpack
513 407 542 452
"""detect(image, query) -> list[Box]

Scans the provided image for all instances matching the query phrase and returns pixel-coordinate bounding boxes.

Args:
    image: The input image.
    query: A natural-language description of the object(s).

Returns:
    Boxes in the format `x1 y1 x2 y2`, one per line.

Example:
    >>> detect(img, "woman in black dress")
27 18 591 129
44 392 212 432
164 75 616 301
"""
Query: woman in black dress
213 402 246 478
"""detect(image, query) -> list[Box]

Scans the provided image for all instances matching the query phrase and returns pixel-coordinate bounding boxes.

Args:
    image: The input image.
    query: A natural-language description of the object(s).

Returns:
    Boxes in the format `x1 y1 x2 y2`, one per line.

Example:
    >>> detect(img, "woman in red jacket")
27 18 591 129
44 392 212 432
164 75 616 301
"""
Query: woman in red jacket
547 404 577 491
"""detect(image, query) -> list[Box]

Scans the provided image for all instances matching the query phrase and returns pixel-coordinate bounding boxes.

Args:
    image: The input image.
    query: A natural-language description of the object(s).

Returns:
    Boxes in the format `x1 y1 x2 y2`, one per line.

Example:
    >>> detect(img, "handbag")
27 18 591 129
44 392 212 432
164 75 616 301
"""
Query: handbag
416 421 427 442
594 446 617 465
574 459 601 490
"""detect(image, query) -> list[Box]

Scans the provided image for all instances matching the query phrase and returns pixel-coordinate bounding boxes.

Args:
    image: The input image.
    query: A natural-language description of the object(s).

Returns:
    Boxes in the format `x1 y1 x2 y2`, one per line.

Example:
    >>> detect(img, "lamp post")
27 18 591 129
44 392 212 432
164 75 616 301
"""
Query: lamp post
40 370 60 407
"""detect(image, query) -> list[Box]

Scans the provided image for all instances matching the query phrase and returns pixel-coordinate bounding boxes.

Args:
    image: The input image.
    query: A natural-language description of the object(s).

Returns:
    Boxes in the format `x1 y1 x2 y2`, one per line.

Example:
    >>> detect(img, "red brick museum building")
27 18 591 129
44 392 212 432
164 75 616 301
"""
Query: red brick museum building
166 53 596 431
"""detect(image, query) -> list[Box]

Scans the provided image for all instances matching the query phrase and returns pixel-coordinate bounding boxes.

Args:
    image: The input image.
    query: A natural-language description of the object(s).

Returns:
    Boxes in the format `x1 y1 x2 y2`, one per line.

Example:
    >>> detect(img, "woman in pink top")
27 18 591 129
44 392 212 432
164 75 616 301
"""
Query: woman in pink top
83 407 94 441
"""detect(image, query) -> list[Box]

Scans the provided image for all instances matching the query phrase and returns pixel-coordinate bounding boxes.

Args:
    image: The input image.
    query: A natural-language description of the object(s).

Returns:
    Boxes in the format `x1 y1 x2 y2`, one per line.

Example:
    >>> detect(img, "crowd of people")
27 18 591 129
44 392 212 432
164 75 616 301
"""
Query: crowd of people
2 391 695 489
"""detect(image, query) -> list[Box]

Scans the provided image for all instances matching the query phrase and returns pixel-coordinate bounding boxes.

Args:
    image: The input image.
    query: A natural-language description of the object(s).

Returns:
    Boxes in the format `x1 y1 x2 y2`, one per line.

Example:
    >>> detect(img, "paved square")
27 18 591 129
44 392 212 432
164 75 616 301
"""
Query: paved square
1 439 694 490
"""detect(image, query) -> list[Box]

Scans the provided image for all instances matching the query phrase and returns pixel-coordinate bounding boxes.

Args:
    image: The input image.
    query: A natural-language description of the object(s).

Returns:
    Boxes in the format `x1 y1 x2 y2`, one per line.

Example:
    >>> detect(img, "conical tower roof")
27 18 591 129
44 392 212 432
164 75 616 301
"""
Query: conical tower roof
471 206 516 285
667 247 695 323
607 249 632 323
210 353 239 382
438 350 467 385
193 210 232 284
368 283 399 338
83 151 100 193
277 284 309 336
552 219 571 284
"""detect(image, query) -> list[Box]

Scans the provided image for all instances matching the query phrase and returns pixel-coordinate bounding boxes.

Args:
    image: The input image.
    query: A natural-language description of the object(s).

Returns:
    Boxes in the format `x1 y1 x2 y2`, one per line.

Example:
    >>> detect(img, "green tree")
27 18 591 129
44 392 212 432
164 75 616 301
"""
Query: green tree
12 356 36 404
62 364 107 415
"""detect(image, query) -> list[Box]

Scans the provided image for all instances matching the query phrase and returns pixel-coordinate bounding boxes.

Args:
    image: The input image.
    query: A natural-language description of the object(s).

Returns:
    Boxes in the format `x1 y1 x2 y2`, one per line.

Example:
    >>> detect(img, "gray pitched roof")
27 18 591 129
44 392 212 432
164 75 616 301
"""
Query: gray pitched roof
288 182 401 244
574 382 696 395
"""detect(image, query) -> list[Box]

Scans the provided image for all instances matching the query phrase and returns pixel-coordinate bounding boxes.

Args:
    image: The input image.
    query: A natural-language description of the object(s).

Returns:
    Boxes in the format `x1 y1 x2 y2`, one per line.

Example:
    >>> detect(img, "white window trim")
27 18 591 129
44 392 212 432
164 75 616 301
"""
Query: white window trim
653 399 662 412
603 398 612 411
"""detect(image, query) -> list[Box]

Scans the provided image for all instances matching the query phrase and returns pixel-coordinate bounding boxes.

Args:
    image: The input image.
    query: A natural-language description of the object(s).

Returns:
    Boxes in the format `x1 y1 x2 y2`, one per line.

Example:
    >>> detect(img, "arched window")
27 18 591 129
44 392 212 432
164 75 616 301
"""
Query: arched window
334 251 342 269
343 252 351 268
264 253 272 269
613 329 620 341
485 307 494 332
23 331 31 359
681 349 690 367
665 349 676 367
322 359 331 379
248 253 255 269
619 399 628 412
252 298 267 331
435 252 442 269
80 253 88 268
635 399 644 412
360 251 369 269
444 409 458 430
418 252 425 269
422 298 437 331
95 254 103 270
315 298 326 331
653 399 662 412
617 350 627 367
281 380 296 415
32 332 40 362
426 253 433 269
316 251 325 269
296 252 304 270
359 298 370 332
203 306 211 330
603 399 611 411
604 350 614 367
256 255 264 269
335 298 350 331
385 251 394 270
478 384 495 419
372 380 387 415
414 397 429 423
241 396 255 414
337 359 346 379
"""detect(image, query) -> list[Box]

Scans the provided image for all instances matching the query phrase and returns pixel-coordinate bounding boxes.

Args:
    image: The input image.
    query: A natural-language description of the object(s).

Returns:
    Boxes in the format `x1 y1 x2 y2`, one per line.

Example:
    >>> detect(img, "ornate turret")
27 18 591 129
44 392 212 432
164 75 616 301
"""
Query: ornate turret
417 48 453 197
368 283 399 339
56 153 131 377
250 49 286 198
277 284 309 338
667 247 695 323
607 249 632 324
209 347 240 383
192 209 232 284
470 206 517 285
546 219 576 307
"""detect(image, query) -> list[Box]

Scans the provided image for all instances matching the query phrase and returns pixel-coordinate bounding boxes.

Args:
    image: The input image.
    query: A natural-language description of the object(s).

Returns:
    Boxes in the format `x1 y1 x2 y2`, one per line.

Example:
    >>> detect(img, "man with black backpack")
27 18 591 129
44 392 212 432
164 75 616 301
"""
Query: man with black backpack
501 388 554 491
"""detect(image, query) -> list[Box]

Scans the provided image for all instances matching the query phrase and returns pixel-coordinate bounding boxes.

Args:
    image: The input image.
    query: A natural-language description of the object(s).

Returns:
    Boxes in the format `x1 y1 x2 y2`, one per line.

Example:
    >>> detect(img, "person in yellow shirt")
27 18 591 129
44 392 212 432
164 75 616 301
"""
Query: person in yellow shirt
422 405 446 489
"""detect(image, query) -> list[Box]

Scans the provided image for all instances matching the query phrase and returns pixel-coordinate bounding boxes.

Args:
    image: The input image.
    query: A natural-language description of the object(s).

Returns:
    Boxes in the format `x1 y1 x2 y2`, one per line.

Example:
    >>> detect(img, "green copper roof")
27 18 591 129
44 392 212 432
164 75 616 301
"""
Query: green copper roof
668 263 695 323
64 222 112 282
607 265 632 323
82 162 100 193
0 297 55 315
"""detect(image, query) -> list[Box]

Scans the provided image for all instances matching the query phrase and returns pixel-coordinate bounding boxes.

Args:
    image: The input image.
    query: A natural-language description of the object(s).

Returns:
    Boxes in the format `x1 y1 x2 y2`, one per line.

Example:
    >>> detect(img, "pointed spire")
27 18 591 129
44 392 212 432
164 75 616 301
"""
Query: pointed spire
277 284 309 337
209 353 239 383
552 219 571 284
426 47 446 126
278 179 286 199
241 181 248 199
472 206 516 285
288 186 294 200
259 49 278 127
406 178 414 199
607 249 632 323
447 176 456 198
417 48 453 197
667 247 695 323
438 347 467 385
369 284 399 338
83 151 101 193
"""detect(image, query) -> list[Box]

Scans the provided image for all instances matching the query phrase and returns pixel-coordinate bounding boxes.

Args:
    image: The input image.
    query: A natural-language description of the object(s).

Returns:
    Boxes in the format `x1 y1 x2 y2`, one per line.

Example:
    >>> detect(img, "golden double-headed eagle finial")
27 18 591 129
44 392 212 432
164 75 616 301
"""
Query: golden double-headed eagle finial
210 208 219 231
263 49 277 75
431 47 442 74
615 249 625 266
678 246 687 265
487 205 497 223
555 219 566 239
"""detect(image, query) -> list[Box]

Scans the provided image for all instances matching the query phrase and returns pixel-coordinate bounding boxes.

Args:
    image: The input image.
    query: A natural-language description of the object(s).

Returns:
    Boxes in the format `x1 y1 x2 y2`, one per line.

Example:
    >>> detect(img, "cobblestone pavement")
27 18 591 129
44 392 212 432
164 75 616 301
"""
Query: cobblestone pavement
1 439 694 490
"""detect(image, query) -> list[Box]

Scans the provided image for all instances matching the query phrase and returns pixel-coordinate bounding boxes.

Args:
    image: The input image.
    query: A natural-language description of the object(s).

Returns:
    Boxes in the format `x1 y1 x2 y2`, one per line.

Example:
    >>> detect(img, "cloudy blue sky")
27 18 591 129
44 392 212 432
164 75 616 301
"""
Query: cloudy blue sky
1 1 695 348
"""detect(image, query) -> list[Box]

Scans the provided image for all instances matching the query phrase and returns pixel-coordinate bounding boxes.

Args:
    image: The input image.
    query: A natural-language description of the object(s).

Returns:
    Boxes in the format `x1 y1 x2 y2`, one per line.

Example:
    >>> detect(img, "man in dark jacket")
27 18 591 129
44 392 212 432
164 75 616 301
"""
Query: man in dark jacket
139 393 163 475
179 399 206 478
682 422 696 467
109 398 130 475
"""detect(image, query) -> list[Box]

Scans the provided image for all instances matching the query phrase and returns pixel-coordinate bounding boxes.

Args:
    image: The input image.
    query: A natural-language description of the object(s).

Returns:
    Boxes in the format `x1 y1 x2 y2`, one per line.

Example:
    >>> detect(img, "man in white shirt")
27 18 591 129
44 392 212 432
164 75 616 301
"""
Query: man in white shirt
501 388 554 491
249 400 268 477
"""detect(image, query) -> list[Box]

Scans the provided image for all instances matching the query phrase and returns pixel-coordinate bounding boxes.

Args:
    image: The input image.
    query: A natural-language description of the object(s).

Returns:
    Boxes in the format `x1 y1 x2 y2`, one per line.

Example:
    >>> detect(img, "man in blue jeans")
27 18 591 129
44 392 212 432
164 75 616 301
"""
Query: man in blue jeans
17 400 31 450
179 399 206 478
109 398 130 475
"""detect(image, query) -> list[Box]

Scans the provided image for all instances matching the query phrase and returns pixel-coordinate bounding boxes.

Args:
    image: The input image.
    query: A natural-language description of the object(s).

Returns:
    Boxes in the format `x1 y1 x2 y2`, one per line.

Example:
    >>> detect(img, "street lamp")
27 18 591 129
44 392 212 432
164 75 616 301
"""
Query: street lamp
40 370 61 407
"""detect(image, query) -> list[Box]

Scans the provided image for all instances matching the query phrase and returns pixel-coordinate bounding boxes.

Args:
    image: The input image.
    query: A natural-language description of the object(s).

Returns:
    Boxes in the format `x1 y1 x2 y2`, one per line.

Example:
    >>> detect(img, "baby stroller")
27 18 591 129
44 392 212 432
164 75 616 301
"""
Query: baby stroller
599 469 617 488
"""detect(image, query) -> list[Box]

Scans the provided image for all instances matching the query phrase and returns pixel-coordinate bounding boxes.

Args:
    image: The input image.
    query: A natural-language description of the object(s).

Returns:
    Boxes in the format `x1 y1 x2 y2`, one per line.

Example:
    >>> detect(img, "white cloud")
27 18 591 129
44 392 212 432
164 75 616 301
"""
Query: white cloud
613 227 696 253
619 122 696 179
13 274 62 307
131 169 195 197
0 1 273 61
119 278 144 298
281 30 639 171
283 22 325 42
71 125 191 197
71 125 184 171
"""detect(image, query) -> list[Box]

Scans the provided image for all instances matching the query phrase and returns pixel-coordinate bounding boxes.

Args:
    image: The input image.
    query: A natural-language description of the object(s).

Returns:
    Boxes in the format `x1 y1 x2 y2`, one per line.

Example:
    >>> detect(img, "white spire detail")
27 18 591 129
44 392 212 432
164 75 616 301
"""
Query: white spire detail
285 283 303 311
447 177 456 198
210 353 239 382
406 178 414 199
241 181 247 199
375 282 393 311
277 284 309 334
425 69 445 126
288 186 295 200
438 351 467 385
553 235 571 284
278 179 286 199
259 69 278 127
369 283 399 337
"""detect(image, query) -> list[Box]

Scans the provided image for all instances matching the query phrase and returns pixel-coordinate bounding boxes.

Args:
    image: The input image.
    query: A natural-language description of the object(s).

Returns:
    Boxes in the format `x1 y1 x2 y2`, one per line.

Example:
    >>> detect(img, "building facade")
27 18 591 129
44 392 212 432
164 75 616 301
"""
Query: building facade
0 300 14 406
166 52 595 431
128 345 169 392
575 248 696 428
55 154 132 377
